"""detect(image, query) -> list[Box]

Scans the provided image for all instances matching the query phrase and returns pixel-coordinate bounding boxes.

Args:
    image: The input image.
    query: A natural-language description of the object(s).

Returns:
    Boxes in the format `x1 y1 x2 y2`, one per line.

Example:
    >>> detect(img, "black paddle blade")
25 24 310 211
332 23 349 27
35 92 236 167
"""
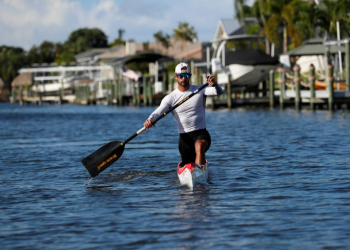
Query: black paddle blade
81 141 125 177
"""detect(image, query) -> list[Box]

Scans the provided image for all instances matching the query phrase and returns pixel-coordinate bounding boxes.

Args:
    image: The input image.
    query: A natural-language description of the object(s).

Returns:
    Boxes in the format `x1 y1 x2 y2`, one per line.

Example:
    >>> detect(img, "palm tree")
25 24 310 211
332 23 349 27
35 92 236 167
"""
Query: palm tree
153 31 171 54
337 0 350 38
118 29 125 40
251 0 271 53
234 0 247 28
315 0 350 39
294 0 318 40
261 0 303 53
173 22 197 42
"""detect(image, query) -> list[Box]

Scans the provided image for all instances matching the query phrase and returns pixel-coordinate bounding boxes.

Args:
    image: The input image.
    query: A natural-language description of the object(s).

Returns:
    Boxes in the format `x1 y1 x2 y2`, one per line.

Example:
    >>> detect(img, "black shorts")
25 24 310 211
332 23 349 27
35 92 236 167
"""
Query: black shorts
178 129 211 165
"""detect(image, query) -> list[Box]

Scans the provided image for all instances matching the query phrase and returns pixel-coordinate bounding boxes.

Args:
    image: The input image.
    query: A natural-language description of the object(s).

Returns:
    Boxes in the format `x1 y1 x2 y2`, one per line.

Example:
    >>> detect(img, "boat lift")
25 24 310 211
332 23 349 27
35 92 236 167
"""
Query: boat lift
17 65 115 105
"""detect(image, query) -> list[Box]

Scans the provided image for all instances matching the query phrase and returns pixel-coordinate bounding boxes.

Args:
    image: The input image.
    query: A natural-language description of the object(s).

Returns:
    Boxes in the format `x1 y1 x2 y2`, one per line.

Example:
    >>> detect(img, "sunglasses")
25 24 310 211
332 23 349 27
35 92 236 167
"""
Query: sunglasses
176 73 191 79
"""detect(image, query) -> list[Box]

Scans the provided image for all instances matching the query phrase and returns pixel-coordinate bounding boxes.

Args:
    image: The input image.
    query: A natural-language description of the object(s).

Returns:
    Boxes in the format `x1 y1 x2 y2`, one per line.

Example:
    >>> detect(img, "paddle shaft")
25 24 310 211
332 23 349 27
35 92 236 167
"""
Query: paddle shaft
123 82 209 145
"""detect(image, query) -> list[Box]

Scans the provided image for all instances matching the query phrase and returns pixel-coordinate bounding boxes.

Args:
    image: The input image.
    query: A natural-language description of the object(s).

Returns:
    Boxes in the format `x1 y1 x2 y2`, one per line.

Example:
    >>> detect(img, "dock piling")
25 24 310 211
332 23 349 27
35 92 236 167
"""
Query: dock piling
269 70 275 108
294 64 301 110
148 78 153 106
309 64 316 110
227 74 232 109
278 67 285 109
19 86 23 106
327 64 334 111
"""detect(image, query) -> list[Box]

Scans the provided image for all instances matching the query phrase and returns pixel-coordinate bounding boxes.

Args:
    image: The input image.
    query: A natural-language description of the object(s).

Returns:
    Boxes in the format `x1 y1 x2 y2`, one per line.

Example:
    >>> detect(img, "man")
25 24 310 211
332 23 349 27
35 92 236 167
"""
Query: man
143 62 223 168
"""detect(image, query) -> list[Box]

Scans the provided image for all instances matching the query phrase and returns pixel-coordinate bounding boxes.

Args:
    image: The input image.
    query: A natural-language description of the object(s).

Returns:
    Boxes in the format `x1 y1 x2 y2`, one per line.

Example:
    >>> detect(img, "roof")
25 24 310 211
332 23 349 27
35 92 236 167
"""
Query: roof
213 34 264 43
161 39 202 60
214 18 259 40
175 46 203 60
75 48 110 60
97 45 127 60
11 72 33 87
284 38 346 56
109 52 171 66
97 39 203 62
220 19 241 37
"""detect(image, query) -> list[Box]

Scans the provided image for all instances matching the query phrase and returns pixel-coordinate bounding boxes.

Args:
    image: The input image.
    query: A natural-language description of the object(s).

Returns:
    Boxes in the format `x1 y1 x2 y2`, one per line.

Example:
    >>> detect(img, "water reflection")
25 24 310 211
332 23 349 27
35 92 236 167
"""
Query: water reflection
175 184 211 220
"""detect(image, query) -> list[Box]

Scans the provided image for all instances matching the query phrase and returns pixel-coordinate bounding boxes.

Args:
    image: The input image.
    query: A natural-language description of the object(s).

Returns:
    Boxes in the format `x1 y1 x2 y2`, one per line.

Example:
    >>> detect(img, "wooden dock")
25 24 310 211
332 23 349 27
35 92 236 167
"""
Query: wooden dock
9 61 350 111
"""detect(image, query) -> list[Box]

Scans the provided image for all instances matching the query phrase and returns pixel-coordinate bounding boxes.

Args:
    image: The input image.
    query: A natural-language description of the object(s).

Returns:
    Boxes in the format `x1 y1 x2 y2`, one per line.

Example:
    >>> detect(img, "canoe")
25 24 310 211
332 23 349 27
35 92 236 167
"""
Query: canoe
177 161 209 188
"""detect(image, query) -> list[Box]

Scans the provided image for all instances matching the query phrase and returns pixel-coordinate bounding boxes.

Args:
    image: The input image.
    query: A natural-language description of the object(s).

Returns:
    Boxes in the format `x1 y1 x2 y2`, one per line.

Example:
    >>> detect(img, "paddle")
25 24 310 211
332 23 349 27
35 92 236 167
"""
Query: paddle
81 81 210 177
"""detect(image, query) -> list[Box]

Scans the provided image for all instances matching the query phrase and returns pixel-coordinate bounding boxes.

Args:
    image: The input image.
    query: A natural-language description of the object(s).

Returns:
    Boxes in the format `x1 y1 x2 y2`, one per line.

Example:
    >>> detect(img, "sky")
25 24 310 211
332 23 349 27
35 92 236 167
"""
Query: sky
0 0 253 51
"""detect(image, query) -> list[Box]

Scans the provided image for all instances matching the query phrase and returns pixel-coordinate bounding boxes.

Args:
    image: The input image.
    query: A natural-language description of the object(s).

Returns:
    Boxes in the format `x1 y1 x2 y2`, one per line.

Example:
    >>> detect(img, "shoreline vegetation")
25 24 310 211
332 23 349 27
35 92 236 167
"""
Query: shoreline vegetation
1 0 350 102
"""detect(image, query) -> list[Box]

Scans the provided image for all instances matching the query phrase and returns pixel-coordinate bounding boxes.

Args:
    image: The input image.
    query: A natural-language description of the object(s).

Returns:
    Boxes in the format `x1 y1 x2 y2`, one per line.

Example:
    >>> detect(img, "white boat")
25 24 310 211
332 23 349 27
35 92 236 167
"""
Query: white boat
216 49 279 88
31 81 73 92
31 75 90 93
211 34 279 89
177 161 209 188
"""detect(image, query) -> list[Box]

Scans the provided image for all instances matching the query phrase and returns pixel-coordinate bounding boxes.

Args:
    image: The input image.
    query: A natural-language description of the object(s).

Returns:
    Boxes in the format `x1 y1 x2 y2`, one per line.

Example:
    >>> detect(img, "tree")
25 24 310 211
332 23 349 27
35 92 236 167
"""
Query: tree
27 45 40 65
27 41 66 65
109 28 126 47
250 0 271 54
229 1 265 52
54 50 75 64
143 42 150 51
260 0 303 53
0 46 28 88
40 41 56 63
234 0 250 28
118 29 125 40
173 22 197 42
338 0 350 38
65 28 108 54
315 0 350 39
154 31 171 52
293 0 318 40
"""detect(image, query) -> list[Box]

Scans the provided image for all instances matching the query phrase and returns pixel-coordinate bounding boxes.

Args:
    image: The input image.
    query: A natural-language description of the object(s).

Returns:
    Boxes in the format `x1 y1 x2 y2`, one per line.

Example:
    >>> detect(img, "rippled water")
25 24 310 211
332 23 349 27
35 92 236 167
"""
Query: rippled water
1 102 350 249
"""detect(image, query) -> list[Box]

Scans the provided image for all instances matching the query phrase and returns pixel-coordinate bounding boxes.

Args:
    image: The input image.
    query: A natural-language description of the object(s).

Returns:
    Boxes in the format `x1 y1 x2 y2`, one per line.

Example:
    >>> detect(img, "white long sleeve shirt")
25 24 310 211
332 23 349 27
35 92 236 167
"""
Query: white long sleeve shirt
147 84 223 133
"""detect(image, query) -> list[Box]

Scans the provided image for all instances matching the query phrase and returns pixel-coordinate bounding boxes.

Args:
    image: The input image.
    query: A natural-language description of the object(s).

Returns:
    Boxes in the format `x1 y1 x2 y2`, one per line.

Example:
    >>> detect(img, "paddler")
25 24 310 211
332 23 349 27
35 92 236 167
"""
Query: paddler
143 62 223 168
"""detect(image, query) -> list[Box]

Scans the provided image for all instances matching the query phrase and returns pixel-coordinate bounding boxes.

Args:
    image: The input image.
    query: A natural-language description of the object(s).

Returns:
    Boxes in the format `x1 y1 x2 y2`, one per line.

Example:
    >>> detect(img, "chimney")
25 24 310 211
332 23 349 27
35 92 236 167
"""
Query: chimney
126 40 136 55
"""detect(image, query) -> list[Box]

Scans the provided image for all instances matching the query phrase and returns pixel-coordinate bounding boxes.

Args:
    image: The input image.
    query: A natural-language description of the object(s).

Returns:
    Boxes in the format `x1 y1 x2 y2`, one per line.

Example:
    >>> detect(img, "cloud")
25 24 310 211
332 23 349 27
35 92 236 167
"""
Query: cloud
0 0 83 49
0 0 235 51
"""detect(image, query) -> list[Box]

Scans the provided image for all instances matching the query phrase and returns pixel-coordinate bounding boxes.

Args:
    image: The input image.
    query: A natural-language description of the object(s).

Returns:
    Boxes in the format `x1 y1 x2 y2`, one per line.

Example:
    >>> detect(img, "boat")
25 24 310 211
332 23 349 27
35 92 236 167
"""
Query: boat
315 79 347 90
210 34 279 90
216 49 279 88
31 81 73 93
177 161 209 188
31 75 91 95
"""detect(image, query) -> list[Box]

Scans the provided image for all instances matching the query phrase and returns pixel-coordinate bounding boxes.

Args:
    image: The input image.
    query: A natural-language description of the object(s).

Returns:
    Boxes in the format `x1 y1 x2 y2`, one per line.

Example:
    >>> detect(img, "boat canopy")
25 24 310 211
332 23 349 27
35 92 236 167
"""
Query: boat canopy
225 49 279 66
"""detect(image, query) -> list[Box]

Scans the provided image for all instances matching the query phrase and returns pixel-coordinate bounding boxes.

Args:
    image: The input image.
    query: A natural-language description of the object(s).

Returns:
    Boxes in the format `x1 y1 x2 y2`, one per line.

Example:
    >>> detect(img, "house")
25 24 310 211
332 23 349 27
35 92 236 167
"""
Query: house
213 18 258 41
75 39 205 67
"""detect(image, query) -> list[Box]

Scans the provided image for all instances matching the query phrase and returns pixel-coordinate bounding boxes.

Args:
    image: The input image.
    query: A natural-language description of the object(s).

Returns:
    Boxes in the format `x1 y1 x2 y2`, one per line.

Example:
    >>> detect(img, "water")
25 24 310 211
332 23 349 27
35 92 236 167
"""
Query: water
1 102 350 250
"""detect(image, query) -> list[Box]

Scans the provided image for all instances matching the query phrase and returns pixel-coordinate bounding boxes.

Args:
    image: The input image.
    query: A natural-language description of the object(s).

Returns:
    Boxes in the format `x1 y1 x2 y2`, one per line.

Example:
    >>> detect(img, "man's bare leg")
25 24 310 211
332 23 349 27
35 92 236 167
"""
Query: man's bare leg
195 139 208 165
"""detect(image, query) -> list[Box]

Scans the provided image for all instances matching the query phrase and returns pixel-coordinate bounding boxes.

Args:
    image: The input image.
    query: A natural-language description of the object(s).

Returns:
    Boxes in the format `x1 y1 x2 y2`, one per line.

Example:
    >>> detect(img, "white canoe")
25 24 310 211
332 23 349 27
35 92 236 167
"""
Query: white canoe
177 161 209 188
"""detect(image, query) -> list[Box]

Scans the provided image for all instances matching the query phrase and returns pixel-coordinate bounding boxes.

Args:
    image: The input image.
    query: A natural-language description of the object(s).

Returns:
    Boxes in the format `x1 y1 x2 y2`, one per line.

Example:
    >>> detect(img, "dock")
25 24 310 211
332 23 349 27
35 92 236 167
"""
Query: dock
10 65 350 111
9 37 350 111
